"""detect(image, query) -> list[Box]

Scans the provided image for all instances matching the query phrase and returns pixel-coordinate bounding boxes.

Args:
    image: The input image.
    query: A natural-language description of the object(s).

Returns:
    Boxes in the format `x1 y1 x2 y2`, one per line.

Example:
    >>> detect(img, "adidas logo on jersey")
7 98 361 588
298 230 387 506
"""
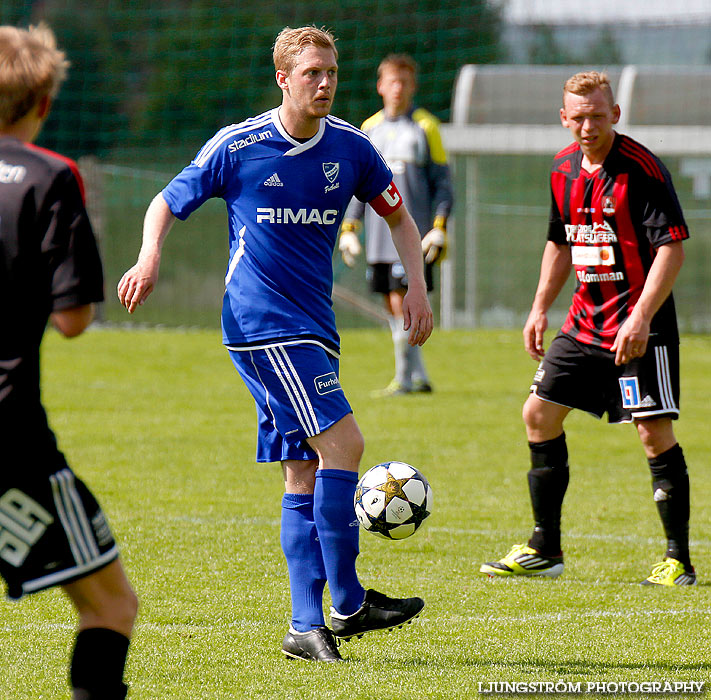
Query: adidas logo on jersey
264 173 283 187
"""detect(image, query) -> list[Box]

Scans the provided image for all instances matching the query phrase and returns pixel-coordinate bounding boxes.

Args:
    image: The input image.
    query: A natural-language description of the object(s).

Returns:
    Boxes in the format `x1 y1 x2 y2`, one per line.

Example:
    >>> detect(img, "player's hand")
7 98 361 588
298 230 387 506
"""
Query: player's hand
611 315 650 366
117 256 160 314
402 285 433 346
338 220 361 267
523 308 548 361
421 227 447 264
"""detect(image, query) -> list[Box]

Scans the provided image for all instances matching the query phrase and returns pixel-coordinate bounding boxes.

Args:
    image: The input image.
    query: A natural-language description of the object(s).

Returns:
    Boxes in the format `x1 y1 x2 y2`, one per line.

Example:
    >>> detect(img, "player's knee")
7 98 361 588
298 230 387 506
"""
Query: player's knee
522 396 547 433
120 586 139 627
348 429 365 464
339 414 365 461
636 418 677 458
73 574 138 634
523 395 565 441
310 414 364 470
337 428 365 470
99 586 138 634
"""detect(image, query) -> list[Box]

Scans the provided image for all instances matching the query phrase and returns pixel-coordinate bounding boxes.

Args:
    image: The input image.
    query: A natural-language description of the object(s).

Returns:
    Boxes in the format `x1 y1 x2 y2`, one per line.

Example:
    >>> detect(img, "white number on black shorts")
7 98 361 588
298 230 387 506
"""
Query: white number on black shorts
0 489 54 567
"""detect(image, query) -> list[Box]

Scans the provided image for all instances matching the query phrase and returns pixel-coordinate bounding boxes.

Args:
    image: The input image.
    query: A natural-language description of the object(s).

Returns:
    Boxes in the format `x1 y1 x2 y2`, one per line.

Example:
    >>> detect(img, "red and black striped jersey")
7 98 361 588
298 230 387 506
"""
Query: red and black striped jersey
548 132 688 349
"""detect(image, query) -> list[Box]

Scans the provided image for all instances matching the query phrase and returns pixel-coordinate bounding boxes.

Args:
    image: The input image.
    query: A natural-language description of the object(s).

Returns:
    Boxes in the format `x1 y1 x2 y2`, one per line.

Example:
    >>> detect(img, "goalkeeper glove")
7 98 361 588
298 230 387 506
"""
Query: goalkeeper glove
338 220 362 267
421 216 447 264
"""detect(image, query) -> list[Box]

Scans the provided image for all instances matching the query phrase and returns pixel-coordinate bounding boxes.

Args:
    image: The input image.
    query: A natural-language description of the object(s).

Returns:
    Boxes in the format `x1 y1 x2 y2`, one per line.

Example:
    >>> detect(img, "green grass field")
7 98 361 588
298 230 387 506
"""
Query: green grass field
2 327 710 699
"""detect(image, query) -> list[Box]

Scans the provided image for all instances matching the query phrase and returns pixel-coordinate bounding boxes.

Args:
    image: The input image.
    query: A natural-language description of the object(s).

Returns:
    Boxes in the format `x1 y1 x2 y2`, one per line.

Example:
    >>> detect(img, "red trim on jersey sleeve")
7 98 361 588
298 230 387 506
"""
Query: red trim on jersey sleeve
668 225 688 241
618 137 664 181
369 181 403 217
555 142 580 159
26 143 86 202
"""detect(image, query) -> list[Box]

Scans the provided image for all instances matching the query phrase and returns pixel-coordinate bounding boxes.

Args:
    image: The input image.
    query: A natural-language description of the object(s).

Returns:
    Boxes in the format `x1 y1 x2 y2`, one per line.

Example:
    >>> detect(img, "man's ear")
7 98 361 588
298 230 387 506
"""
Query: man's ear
276 70 289 91
611 103 621 125
37 94 52 120
559 107 568 128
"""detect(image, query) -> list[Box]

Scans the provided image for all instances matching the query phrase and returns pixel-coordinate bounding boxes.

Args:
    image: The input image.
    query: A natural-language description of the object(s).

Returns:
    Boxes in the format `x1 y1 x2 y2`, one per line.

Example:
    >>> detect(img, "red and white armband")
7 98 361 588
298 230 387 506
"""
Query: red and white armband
369 181 403 217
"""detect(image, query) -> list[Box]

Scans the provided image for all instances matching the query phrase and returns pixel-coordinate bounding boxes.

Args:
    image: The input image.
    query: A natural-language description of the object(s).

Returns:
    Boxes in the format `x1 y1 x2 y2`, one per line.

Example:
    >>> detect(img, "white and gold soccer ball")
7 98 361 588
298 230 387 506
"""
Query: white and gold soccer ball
354 461 432 540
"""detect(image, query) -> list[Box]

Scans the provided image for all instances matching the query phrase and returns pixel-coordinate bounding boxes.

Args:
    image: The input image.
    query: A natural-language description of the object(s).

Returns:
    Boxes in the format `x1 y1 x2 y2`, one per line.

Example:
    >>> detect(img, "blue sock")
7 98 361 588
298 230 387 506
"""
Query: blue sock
313 469 365 616
280 493 327 632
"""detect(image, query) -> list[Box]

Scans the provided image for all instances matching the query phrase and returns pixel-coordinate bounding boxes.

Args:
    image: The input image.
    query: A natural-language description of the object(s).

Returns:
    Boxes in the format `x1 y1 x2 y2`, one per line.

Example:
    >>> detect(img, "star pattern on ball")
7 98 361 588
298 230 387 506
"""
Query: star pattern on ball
354 462 431 540
375 472 410 504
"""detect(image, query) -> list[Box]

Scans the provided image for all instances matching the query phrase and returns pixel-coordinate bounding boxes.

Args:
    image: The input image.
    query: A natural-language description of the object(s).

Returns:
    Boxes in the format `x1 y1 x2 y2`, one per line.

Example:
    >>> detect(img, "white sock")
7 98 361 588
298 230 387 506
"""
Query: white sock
388 316 410 388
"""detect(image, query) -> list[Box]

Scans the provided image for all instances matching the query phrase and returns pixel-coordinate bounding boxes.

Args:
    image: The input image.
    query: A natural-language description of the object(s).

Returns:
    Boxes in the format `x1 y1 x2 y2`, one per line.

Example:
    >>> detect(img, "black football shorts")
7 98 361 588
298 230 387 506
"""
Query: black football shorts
530 332 680 424
367 261 434 294
0 466 118 599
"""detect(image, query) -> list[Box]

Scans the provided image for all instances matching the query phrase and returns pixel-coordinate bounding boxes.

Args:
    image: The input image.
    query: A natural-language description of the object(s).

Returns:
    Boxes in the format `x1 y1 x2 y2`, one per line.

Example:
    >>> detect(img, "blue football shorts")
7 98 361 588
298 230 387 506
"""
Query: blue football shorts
530 332 680 424
228 341 353 463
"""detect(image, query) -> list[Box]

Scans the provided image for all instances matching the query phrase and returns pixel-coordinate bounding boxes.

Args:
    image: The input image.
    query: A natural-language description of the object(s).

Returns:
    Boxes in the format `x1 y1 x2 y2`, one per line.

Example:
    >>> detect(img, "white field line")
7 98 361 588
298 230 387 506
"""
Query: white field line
427 526 711 548
0 620 267 634
167 516 711 549
4 608 711 635
453 608 711 624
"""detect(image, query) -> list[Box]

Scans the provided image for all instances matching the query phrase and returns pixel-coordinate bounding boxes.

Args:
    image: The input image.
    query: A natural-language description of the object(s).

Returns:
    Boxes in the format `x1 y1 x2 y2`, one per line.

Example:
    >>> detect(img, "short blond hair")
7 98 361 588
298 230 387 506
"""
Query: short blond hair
272 25 337 75
0 23 68 127
563 71 615 107
377 53 418 80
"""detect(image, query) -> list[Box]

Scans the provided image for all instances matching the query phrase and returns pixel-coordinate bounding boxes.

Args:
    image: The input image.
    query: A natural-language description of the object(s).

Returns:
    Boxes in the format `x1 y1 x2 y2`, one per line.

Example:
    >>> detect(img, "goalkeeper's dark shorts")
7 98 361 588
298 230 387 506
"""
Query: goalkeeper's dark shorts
367 261 434 294
530 332 680 424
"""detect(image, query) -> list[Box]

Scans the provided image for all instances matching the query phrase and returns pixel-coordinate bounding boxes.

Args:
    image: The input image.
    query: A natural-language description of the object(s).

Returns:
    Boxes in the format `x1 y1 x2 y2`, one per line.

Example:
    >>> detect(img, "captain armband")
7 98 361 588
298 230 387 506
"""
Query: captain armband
369 181 403 217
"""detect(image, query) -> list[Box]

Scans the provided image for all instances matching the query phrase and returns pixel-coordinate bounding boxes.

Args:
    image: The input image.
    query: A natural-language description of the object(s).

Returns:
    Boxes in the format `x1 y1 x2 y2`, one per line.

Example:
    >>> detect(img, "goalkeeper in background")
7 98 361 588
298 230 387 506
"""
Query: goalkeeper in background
339 54 453 396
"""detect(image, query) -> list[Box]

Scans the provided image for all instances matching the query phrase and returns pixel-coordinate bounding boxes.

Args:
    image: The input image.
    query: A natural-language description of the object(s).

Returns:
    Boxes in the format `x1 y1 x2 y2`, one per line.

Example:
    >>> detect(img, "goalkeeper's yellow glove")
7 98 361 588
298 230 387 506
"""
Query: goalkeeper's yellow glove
338 219 362 267
421 216 447 264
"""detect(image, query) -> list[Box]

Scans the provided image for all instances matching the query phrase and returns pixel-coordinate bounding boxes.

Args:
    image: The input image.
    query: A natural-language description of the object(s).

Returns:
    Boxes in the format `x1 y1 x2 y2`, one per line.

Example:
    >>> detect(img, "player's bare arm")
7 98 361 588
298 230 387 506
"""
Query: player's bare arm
523 242 572 361
50 304 95 338
611 240 685 366
384 205 433 346
117 194 176 313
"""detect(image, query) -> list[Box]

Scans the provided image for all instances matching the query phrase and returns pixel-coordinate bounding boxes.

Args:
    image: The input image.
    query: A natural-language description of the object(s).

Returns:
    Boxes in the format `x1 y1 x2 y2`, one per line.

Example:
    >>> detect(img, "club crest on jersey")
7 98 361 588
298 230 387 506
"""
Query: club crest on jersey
602 196 616 216
323 162 340 193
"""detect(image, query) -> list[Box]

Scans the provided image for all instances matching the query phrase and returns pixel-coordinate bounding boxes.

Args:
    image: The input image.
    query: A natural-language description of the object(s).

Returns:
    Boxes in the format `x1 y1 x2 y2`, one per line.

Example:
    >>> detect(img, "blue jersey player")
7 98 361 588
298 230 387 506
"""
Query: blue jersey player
118 26 432 662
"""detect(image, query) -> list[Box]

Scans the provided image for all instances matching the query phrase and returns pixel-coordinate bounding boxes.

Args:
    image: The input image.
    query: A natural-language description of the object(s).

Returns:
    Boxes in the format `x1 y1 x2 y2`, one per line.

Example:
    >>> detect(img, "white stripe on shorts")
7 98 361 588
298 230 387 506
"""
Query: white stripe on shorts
655 345 676 412
22 546 118 596
50 469 99 565
264 346 320 437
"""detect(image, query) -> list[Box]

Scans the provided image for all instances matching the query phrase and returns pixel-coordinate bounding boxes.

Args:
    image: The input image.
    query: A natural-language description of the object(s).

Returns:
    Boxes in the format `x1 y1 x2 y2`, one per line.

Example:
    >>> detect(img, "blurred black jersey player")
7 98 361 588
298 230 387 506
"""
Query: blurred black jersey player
0 22 137 699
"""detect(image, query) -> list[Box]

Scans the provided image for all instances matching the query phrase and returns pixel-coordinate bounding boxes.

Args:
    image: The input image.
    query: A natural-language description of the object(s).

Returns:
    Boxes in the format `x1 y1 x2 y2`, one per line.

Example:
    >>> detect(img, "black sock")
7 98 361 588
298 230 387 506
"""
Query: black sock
648 443 691 569
527 433 569 557
70 628 130 700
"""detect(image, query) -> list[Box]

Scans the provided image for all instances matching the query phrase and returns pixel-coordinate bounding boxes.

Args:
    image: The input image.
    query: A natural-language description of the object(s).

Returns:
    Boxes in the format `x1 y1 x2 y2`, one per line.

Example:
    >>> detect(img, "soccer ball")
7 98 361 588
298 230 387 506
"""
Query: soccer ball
354 461 432 540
